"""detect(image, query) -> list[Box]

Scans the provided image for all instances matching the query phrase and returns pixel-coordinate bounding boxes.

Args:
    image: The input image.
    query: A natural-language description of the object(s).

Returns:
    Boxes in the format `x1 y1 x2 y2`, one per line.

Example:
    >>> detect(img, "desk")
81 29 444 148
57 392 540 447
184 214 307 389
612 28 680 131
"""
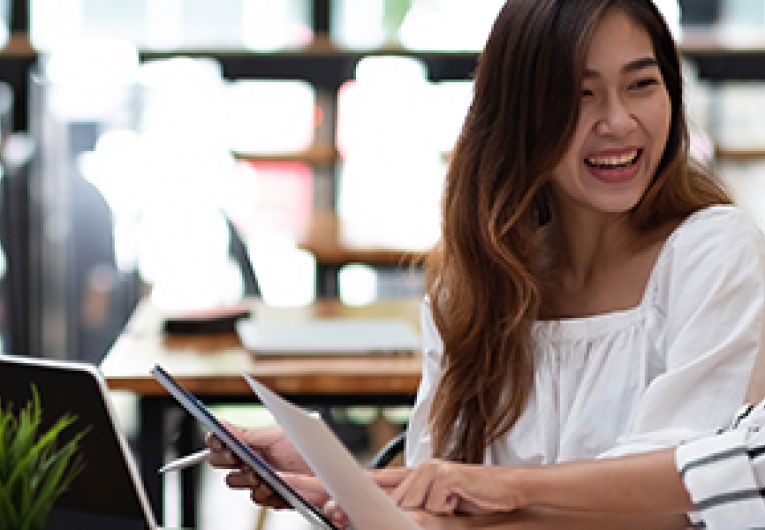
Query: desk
299 212 428 297
100 297 422 527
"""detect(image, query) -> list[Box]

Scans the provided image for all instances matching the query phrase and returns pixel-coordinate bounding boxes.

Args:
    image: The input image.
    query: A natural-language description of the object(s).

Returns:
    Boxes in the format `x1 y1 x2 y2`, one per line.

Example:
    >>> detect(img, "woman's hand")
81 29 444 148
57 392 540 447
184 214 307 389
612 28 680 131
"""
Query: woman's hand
206 422 315 508
391 459 527 515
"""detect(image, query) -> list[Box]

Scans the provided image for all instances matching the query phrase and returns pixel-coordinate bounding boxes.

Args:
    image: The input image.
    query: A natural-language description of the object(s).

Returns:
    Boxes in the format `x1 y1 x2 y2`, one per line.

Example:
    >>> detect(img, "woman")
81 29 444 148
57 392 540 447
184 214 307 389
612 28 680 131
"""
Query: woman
210 1 765 527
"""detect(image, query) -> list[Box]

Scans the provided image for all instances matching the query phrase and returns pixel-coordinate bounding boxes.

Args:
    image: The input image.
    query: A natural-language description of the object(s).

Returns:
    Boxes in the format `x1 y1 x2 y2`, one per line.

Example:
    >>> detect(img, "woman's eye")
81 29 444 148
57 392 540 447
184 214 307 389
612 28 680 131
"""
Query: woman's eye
629 78 659 90
581 88 594 97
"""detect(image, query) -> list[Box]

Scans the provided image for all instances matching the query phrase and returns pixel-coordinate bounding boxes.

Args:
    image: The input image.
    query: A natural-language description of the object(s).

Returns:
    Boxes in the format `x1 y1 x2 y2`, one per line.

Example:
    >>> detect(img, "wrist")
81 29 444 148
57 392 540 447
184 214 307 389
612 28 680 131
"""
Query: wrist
498 466 541 510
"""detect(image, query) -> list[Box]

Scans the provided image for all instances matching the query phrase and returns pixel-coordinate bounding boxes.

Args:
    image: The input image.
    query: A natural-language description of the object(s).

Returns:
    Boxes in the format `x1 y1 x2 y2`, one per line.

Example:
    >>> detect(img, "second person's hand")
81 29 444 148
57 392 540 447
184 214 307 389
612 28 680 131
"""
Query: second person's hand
206 422 314 507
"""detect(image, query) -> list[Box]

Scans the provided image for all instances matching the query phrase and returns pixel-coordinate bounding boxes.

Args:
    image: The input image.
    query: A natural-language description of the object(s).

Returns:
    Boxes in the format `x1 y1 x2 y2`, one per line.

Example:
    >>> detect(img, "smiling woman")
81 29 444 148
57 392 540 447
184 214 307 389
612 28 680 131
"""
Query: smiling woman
206 2 765 529
552 10 672 215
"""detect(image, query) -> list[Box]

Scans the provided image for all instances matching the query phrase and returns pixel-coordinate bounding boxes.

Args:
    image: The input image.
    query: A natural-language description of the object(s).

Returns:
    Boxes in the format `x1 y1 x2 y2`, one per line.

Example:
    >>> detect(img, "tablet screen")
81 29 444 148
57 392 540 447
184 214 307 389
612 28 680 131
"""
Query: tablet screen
150 365 337 530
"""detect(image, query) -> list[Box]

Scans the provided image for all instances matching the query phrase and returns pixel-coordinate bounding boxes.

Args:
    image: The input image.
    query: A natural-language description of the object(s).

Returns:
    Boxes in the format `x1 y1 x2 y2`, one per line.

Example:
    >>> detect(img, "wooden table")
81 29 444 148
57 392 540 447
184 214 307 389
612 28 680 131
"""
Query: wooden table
298 212 428 297
100 297 423 527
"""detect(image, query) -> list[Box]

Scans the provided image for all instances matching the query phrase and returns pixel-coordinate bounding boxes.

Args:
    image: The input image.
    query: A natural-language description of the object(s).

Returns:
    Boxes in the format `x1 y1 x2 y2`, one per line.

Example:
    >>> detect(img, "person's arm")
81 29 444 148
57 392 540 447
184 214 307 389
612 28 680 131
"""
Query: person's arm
521 449 692 513
381 452 691 516
408 508 688 530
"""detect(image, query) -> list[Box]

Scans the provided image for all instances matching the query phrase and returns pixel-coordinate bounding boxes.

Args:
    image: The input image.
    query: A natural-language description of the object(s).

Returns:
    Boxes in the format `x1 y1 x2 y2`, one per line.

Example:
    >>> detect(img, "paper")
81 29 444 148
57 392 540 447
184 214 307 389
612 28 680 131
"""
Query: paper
244 374 421 530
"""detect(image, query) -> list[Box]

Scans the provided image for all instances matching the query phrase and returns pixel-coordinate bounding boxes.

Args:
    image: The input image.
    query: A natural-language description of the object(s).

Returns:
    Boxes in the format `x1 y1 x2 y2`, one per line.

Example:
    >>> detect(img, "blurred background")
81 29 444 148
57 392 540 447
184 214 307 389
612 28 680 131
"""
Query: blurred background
0 1 764 528
0 0 761 364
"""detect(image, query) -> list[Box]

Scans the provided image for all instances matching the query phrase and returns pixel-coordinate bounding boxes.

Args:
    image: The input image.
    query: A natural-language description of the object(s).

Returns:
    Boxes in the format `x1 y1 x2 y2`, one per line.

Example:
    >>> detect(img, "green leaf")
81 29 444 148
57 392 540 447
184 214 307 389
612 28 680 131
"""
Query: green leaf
0 384 90 529
9 388 42 465
6 414 76 491
22 442 82 528
0 480 19 530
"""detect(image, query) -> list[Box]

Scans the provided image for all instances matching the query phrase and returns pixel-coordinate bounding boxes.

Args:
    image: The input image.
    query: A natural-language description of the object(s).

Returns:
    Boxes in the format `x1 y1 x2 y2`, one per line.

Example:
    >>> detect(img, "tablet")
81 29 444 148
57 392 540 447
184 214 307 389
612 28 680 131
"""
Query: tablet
150 365 337 530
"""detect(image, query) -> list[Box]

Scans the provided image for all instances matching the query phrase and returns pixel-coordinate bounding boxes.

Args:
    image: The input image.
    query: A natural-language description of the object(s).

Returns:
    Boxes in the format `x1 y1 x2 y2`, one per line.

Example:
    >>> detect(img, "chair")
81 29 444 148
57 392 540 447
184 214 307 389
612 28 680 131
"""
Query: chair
223 212 261 298
369 431 407 469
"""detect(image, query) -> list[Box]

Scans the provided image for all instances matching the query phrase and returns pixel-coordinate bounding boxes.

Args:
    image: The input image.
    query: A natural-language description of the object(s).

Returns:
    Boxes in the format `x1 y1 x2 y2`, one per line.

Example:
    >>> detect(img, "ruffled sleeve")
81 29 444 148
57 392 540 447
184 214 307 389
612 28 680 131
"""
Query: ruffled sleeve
602 206 765 457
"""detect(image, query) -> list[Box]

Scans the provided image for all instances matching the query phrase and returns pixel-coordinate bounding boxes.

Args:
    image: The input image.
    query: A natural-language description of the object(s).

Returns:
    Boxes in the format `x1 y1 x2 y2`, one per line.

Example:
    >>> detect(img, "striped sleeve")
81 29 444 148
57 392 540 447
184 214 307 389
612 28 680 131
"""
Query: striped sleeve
675 404 765 529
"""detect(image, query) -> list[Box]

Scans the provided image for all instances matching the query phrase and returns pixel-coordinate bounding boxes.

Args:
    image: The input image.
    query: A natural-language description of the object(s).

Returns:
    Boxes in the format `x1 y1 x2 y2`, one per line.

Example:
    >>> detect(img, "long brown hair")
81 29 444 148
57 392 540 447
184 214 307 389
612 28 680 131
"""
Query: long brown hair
426 0 731 463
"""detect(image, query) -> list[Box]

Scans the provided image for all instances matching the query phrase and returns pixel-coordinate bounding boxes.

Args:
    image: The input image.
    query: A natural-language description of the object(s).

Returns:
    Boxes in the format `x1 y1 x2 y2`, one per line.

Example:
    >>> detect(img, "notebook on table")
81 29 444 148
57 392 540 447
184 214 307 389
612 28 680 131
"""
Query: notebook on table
236 318 420 357
0 354 158 530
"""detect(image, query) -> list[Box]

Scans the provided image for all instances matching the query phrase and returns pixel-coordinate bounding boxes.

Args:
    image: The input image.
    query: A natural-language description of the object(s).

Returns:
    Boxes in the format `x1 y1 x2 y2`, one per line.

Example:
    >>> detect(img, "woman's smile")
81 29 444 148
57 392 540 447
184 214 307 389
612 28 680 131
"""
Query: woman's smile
584 147 644 183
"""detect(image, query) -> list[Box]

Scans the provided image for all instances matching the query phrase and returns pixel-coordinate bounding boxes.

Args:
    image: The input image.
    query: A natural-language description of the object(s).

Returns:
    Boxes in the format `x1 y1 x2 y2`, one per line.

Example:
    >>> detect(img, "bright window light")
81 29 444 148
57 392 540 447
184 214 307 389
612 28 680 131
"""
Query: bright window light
717 82 765 150
336 56 443 251
339 264 378 306
74 55 317 309
43 38 139 121
0 0 11 48
31 0 312 51
331 0 504 51
225 80 316 154
431 80 473 154
720 0 765 28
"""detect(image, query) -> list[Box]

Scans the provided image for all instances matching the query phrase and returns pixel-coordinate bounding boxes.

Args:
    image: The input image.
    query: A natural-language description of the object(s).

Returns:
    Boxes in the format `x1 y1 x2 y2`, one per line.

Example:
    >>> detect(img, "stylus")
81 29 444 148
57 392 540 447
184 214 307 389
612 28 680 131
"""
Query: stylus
158 448 211 473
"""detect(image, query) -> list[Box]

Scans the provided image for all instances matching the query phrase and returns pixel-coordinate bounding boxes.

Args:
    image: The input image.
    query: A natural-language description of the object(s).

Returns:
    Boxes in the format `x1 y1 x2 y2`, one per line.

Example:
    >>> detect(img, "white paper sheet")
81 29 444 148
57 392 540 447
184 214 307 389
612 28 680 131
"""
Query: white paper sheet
244 374 421 530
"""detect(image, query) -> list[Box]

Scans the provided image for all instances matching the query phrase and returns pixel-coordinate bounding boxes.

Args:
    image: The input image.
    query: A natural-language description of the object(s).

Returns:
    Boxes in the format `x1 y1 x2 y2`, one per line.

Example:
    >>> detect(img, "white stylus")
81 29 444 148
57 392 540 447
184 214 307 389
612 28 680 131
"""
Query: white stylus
158 448 211 474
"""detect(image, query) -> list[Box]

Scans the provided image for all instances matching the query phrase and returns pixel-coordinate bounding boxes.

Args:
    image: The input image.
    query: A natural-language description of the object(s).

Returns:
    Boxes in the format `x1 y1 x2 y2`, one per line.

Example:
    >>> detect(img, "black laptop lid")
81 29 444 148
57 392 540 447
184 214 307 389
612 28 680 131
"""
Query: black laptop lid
0 355 156 529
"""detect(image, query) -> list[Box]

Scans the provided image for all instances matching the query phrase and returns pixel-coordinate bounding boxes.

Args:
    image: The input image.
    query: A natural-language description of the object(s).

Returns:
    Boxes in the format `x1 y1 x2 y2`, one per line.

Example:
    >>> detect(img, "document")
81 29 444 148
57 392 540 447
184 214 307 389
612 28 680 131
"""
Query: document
244 374 421 530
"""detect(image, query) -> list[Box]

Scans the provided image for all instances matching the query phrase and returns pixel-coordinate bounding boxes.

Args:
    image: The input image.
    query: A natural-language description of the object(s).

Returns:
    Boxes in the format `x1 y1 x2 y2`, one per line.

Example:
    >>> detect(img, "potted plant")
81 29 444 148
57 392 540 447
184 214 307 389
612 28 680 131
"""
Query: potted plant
0 386 89 530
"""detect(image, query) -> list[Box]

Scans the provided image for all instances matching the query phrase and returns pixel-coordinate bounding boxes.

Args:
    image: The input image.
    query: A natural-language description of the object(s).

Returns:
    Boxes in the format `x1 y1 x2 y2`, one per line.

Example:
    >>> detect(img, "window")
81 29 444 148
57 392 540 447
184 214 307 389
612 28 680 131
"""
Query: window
330 0 503 51
30 0 312 51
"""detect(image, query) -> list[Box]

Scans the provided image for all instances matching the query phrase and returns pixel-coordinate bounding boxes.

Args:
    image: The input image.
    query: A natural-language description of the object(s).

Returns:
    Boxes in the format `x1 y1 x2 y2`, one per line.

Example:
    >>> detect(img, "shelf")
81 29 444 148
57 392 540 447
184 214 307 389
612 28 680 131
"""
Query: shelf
680 29 765 54
299 212 427 267
0 33 34 57
141 46 478 88
679 30 765 81
715 146 765 161
233 146 337 165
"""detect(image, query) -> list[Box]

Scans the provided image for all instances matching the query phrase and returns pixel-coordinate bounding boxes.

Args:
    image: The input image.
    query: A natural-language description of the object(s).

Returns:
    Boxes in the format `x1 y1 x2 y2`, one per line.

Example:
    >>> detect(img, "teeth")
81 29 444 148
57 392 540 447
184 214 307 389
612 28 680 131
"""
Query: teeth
586 150 639 168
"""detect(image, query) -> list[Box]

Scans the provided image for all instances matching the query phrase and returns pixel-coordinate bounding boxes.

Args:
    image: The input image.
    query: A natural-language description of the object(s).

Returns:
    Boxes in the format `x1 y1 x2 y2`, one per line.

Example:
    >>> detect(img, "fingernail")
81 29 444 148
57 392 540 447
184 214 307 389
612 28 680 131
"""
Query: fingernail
330 509 345 525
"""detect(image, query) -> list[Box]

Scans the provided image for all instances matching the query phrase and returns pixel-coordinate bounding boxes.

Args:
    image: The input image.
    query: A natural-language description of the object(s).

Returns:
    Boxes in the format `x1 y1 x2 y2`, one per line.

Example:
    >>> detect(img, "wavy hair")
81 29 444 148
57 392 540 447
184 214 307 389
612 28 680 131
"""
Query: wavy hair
426 0 731 463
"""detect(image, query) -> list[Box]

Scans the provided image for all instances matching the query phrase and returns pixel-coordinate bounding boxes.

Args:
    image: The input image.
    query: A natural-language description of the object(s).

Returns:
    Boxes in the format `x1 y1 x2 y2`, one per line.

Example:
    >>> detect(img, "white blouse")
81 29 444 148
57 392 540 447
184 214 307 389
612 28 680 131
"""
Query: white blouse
406 205 765 466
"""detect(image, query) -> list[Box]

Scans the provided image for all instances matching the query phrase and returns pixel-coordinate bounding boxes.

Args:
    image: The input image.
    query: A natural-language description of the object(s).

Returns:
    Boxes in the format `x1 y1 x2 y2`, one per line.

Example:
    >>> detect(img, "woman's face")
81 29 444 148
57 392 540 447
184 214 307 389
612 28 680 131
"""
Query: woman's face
549 8 672 217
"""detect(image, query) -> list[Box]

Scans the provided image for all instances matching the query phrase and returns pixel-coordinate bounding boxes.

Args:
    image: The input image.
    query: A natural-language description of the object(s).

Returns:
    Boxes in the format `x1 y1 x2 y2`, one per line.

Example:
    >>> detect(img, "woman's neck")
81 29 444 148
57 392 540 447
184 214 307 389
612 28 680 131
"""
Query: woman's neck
540 204 674 319
552 206 636 285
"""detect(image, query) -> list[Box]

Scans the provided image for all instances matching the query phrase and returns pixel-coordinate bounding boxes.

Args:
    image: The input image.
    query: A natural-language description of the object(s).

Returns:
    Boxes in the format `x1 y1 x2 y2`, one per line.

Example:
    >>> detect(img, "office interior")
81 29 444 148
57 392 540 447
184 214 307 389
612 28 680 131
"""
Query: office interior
1 0 765 528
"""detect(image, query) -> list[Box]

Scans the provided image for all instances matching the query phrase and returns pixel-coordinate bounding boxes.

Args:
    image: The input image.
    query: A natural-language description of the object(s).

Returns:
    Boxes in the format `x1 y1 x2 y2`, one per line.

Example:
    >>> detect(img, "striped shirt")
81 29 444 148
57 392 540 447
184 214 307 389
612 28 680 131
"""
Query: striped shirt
676 402 765 529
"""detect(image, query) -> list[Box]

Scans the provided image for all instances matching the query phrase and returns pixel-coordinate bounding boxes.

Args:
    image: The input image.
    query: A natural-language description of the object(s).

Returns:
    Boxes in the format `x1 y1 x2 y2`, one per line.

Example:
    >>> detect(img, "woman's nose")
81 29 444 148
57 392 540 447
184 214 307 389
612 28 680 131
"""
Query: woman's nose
595 96 637 136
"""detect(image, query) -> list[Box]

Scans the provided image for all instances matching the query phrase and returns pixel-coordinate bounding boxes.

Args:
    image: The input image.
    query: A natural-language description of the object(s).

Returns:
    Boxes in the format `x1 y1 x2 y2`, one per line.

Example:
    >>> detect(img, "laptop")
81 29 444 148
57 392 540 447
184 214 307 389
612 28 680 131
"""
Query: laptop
0 354 158 530
236 318 420 357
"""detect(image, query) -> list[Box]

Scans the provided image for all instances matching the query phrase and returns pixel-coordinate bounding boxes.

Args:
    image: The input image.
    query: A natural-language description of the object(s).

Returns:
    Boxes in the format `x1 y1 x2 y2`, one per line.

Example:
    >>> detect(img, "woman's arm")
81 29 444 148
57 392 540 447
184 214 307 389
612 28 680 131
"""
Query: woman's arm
521 449 693 513
409 508 689 530
385 451 692 516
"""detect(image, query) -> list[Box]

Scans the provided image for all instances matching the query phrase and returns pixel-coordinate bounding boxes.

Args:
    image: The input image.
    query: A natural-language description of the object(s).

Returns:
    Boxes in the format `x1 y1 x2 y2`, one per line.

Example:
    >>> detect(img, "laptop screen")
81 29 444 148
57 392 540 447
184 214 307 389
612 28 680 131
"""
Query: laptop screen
0 355 157 529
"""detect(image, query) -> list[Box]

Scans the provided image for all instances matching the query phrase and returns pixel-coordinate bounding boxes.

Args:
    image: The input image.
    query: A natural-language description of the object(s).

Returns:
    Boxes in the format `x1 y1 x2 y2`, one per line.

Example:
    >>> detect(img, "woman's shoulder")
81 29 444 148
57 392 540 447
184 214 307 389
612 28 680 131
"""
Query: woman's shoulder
646 205 764 304
666 204 764 254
